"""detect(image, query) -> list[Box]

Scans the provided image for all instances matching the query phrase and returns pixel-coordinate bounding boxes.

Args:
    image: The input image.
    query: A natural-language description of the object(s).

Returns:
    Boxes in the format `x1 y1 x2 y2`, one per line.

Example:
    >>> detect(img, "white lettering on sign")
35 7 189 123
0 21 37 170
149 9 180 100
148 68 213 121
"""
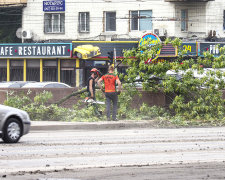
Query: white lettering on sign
52 46 56 55
5 47 9 55
47 46 51 55
44 1 63 6
37 46 41 55
0 47 4 55
9 47 13 55
62 46 66 55
28 46 32 55
32 46 36 55
18 47 23 55
210 45 219 55
24 46 27 55
57 46 61 54
42 46 46 55
0 45 70 57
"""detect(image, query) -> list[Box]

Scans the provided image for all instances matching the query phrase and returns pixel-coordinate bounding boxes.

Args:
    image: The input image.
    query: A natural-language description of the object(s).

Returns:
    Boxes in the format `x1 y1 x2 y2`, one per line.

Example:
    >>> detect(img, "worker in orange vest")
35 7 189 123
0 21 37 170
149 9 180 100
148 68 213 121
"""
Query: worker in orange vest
98 65 122 121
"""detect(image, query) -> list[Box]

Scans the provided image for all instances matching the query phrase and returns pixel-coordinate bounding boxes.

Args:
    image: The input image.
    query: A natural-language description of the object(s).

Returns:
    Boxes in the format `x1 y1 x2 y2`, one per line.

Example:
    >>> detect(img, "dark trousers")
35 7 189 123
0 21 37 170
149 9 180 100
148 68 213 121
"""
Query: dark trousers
105 92 118 120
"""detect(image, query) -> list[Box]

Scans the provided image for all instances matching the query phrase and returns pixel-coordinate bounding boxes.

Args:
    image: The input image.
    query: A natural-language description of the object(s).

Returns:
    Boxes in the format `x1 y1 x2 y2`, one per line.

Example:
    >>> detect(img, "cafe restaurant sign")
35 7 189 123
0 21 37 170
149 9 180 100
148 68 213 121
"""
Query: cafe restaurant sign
0 43 72 58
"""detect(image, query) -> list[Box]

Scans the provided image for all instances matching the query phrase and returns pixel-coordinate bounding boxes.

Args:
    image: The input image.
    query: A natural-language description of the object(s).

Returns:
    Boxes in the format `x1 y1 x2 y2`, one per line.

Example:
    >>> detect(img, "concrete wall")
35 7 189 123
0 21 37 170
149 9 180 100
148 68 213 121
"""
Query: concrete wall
206 0 225 38
174 2 207 39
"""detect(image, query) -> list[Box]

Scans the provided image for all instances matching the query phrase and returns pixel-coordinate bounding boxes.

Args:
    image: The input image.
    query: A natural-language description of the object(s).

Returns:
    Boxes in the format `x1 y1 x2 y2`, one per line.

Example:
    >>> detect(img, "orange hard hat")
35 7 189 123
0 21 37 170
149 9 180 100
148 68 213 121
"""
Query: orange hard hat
90 68 98 73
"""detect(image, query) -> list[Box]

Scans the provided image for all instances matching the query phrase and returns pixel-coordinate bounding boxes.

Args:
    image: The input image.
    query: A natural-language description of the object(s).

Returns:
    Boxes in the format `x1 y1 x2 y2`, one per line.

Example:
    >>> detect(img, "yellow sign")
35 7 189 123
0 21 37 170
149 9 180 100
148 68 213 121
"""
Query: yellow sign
139 33 161 64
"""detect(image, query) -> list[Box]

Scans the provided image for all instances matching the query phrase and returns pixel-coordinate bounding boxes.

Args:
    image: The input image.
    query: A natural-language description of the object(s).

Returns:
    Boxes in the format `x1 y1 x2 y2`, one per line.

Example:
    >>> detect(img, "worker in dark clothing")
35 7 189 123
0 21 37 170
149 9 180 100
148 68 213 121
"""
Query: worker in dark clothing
87 68 101 99
97 65 122 121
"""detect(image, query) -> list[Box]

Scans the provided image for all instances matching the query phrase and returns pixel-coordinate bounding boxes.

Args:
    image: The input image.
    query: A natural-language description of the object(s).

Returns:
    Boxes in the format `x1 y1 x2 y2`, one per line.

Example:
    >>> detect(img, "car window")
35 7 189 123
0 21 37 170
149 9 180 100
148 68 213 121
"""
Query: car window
11 84 21 88
54 84 67 88
45 84 54 88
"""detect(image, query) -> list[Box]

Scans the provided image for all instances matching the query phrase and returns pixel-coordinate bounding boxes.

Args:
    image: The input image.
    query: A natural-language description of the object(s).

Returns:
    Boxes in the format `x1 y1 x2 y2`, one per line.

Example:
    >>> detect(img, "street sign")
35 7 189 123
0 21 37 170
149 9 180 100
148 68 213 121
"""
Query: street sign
43 0 65 12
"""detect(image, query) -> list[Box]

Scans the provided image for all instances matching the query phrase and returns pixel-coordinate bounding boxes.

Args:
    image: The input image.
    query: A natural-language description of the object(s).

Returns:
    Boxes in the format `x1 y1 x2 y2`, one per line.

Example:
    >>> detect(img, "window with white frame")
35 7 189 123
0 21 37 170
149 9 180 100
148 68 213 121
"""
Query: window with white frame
44 13 65 33
130 10 152 31
181 10 188 31
79 12 90 32
105 11 116 31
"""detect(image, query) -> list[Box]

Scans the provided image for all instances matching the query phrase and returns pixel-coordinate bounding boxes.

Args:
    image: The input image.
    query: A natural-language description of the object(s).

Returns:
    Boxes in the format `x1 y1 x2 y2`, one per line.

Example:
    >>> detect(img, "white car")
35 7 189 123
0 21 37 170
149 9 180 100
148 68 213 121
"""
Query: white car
0 81 36 88
22 82 72 88
0 105 31 143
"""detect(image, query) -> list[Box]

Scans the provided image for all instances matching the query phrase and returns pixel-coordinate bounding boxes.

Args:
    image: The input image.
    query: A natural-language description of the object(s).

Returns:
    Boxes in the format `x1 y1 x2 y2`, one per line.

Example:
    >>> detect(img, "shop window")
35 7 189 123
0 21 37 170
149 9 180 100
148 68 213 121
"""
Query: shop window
10 60 23 81
130 10 152 31
27 60 40 82
60 60 76 87
0 60 7 82
181 9 188 32
79 12 90 32
44 13 65 33
105 11 116 31
43 60 57 82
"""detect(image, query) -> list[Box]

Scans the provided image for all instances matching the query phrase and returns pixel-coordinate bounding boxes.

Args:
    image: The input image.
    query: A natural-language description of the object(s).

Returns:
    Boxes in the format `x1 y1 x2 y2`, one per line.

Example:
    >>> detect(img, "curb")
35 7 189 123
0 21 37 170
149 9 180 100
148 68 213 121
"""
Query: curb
30 120 155 131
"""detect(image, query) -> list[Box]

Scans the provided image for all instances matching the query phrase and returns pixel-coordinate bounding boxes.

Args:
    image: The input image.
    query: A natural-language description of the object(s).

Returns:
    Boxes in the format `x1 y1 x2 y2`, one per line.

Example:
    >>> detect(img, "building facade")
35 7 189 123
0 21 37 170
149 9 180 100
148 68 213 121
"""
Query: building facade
21 0 225 42
1 0 225 87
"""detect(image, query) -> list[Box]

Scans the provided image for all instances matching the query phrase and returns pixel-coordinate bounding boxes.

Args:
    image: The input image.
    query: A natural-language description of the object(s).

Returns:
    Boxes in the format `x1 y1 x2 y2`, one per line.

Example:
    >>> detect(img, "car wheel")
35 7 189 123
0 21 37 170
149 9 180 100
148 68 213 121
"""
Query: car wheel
77 52 82 59
2 118 22 143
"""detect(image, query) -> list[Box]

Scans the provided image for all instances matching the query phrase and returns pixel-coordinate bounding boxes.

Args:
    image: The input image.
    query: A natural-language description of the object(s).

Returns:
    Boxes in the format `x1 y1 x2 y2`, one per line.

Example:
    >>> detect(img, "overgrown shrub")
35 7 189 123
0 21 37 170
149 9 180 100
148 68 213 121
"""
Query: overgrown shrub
123 38 225 125
4 91 73 121
4 88 169 122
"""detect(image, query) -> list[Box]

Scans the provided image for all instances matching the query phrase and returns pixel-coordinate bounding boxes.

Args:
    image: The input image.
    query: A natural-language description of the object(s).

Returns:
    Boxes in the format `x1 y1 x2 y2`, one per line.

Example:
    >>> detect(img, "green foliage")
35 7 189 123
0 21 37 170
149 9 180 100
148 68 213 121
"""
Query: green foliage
123 37 225 125
139 103 170 120
4 87 170 122
4 91 72 121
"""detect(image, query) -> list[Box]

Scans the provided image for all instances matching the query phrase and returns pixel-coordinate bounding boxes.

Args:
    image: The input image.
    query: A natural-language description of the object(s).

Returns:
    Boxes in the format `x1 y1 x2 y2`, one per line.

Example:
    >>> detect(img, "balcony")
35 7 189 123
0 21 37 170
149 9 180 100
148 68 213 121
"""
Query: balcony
0 0 27 6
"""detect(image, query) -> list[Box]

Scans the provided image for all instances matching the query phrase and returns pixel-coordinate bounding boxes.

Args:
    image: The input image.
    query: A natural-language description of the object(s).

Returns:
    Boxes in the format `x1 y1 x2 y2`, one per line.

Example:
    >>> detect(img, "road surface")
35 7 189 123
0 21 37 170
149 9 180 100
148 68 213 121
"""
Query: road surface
1 127 225 179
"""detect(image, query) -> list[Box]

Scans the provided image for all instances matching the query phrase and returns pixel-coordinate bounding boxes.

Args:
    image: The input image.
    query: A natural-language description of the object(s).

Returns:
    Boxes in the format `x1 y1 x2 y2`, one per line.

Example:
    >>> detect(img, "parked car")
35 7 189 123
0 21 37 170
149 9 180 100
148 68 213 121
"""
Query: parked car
0 104 31 143
0 81 35 88
22 82 72 88
166 68 225 80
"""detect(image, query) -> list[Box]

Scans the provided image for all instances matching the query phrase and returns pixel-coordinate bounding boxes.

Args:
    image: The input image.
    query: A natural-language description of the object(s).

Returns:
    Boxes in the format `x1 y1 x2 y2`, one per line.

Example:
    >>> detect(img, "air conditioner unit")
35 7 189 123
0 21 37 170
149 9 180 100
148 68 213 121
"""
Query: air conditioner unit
154 29 159 36
22 30 33 39
154 28 167 37
99 35 106 41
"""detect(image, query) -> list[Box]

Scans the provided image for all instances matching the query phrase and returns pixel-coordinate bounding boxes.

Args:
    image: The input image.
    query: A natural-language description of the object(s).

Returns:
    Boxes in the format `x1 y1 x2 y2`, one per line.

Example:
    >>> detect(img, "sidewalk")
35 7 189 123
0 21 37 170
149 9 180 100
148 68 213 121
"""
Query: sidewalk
30 120 156 131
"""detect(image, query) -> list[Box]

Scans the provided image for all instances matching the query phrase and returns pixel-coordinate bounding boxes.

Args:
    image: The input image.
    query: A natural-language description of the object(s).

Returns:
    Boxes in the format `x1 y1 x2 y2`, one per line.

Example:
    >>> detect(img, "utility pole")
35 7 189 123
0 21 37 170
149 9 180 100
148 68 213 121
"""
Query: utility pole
114 48 117 73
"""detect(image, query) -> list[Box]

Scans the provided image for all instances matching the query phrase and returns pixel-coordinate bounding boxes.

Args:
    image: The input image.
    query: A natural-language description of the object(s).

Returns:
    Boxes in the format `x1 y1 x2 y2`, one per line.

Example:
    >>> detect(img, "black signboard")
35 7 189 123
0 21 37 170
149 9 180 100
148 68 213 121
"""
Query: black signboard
199 42 225 57
181 42 197 56
0 43 72 58
72 41 138 58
